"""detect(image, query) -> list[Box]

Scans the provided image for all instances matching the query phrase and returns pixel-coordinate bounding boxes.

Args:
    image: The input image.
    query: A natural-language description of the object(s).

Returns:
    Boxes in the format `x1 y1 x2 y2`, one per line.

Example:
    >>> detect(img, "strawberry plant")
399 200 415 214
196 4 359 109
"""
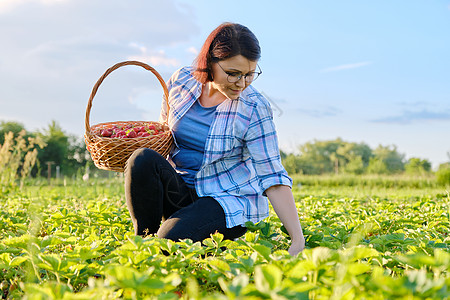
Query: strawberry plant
0 177 449 298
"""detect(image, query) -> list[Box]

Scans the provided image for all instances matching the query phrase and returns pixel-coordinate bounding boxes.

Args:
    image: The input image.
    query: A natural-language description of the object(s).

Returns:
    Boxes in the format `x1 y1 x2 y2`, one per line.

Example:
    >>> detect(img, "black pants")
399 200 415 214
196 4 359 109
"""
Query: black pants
124 148 246 242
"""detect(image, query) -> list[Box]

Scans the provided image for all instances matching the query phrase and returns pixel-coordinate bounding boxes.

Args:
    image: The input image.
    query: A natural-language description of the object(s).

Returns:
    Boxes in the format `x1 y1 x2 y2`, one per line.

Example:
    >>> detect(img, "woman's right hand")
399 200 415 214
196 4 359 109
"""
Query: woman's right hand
288 235 305 256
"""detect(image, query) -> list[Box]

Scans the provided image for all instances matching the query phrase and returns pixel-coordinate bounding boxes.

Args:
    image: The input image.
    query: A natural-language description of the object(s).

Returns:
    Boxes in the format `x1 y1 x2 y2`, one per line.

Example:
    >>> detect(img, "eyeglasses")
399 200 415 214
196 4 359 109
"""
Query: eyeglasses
216 62 262 83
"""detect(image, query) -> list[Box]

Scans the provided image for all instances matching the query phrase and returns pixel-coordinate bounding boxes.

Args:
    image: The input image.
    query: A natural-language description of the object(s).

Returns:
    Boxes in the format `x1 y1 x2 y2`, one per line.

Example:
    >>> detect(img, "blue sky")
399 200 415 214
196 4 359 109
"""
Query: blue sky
1 0 449 168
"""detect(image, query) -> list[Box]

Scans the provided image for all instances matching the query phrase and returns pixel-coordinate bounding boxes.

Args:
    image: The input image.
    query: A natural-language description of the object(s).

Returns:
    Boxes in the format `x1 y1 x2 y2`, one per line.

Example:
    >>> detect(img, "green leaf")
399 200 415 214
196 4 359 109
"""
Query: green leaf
10 256 28 266
186 277 199 299
218 273 250 297
304 247 335 267
254 264 283 293
244 231 257 243
347 262 372 275
0 253 11 265
212 232 224 244
207 258 231 274
39 254 65 272
341 246 380 261
238 252 257 272
106 266 166 292
252 244 272 261
286 260 316 278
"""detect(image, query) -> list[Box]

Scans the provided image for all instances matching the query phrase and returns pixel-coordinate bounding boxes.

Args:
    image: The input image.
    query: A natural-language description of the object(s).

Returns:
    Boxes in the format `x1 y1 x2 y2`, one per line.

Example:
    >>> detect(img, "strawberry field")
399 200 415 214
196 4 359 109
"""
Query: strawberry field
1 177 449 299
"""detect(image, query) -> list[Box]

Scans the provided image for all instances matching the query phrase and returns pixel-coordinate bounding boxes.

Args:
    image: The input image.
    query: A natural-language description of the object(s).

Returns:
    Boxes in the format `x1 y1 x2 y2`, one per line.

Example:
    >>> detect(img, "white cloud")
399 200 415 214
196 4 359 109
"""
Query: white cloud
297 106 342 118
127 53 179 67
0 0 67 13
371 109 450 124
0 0 199 136
186 46 199 55
127 44 179 67
320 61 373 73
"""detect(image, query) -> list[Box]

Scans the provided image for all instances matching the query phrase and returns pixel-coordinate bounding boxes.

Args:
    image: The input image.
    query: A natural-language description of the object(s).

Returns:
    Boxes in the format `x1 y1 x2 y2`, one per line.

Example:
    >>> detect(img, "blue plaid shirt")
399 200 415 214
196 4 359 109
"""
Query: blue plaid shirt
160 67 292 228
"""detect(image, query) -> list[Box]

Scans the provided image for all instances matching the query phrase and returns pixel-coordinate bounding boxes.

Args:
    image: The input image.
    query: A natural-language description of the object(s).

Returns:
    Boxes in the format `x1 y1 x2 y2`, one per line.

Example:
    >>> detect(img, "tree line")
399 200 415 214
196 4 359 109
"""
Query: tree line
0 120 91 178
1 120 449 179
280 138 448 176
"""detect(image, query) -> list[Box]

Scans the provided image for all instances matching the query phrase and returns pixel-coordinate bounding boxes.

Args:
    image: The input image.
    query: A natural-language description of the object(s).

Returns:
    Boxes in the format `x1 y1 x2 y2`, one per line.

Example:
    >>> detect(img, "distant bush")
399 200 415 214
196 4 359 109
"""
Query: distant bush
436 167 450 186
291 174 438 189
0 130 45 193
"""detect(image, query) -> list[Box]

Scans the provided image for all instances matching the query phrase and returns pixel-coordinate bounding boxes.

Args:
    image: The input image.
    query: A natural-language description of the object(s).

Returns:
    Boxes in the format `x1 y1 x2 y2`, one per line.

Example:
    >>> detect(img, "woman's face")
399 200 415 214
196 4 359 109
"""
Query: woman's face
210 55 258 100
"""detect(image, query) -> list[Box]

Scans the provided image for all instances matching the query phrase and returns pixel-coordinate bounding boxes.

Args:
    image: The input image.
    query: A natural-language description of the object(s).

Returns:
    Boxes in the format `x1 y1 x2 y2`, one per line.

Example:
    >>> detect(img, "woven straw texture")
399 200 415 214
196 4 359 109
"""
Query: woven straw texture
84 61 173 172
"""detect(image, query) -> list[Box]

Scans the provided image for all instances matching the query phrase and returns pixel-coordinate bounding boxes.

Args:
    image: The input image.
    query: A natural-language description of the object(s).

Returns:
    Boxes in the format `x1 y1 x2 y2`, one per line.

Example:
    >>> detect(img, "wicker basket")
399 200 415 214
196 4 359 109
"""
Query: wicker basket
84 61 173 172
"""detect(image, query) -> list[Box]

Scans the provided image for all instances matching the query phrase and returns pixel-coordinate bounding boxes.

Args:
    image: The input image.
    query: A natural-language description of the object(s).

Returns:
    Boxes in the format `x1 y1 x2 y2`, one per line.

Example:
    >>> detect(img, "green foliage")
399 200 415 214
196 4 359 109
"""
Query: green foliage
1 119 93 179
365 145 405 174
366 157 389 174
405 157 432 175
343 155 364 174
32 120 91 178
1 178 449 298
436 167 450 186
0 130 45 194
282 139 409 175
283 153 304 175
36 121 70 176
0 121 29 144
292 174 439 189
372 144 405 173
336 141 372 171
298 138 345 174
1 120 442 178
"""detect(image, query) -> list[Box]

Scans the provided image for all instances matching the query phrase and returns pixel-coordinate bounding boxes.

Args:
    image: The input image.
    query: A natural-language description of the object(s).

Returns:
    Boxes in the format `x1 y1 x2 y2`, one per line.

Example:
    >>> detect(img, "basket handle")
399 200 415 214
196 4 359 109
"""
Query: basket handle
85 60 170 133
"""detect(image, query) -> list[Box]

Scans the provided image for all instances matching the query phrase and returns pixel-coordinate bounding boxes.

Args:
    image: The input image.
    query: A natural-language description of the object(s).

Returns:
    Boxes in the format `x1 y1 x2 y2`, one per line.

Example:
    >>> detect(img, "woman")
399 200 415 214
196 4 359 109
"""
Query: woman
124 22 305 255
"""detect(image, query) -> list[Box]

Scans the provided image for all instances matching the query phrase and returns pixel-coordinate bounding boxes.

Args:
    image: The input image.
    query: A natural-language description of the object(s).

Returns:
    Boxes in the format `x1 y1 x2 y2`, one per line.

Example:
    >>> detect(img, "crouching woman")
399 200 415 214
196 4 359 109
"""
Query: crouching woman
124 22 305 256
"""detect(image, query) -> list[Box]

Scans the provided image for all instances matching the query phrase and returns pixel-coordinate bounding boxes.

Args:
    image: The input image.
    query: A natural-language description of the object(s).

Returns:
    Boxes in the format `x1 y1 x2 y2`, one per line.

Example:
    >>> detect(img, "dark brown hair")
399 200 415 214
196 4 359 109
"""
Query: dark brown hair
193 23 261 84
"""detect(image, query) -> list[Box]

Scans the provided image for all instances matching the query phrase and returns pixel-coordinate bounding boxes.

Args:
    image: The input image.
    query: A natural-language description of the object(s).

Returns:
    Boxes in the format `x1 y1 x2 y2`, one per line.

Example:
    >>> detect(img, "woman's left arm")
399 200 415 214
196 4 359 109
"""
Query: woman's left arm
265 184 305 256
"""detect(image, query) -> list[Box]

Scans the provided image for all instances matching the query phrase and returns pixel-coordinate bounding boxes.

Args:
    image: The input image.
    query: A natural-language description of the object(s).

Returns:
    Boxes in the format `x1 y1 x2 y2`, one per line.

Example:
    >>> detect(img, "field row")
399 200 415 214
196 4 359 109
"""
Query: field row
0 181 449 299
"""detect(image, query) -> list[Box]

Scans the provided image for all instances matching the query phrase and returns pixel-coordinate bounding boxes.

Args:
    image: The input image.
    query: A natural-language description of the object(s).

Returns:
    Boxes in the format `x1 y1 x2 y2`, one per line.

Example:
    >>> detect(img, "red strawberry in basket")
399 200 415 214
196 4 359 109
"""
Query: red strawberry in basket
127 130 137 138
100 129 113 137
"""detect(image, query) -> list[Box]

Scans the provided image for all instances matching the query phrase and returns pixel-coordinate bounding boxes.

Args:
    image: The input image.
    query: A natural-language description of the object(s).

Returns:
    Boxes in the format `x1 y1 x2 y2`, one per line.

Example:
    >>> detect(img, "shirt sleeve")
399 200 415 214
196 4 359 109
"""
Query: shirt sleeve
244 100 293 195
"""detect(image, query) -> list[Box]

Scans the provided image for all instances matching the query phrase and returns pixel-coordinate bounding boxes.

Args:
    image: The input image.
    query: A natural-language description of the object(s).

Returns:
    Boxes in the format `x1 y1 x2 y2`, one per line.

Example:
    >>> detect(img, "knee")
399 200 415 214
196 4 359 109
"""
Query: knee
125 148 159 173
157 217 189 242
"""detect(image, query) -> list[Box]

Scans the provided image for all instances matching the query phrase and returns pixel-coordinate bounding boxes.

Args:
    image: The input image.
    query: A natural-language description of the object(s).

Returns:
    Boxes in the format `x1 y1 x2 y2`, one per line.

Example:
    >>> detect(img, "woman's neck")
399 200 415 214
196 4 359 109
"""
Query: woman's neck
199 82 227 107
